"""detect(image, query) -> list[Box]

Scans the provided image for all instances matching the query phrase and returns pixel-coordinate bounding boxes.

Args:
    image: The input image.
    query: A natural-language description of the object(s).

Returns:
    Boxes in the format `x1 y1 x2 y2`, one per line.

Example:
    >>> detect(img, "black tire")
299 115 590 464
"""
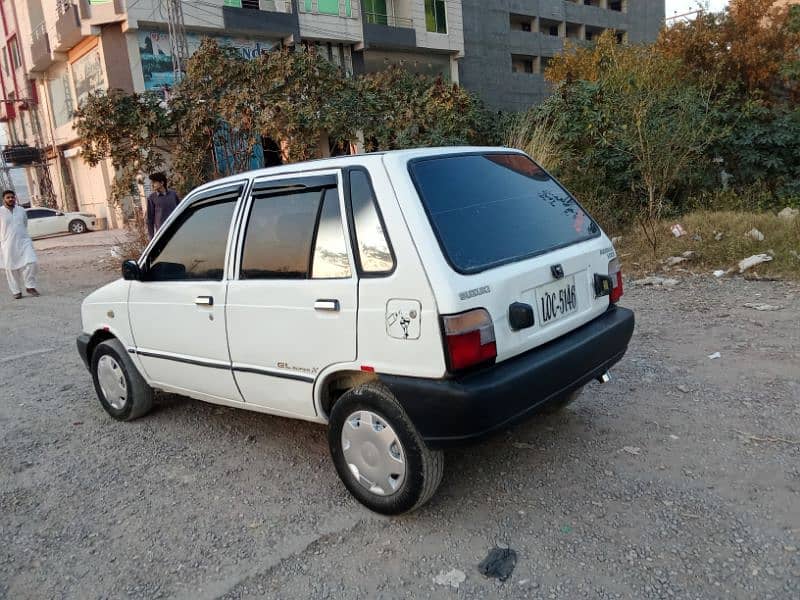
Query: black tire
91 339 153 421
541 387 583 414
69 219 86 234
328 382 444 515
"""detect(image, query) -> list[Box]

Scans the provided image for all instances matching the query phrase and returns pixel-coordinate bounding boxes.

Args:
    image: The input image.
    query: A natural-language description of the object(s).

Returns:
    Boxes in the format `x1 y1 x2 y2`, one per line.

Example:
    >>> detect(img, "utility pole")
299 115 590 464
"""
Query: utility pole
0 97 57 208
166 0 189 85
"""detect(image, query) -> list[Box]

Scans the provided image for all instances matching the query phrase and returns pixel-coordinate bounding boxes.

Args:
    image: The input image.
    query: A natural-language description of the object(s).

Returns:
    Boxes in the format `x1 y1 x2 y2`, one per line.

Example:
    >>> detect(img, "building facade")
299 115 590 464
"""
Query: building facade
459 0 665 111
2 0 464 225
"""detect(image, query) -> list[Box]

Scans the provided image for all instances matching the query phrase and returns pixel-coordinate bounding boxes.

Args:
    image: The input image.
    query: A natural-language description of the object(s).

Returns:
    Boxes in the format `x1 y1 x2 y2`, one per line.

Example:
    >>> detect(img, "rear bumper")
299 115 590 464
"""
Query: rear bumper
379 306 635 448
77 333 91 370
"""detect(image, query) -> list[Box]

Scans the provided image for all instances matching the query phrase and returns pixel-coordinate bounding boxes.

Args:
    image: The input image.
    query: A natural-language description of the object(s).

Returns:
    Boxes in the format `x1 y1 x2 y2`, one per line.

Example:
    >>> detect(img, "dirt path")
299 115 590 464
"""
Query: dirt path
1 235 798 599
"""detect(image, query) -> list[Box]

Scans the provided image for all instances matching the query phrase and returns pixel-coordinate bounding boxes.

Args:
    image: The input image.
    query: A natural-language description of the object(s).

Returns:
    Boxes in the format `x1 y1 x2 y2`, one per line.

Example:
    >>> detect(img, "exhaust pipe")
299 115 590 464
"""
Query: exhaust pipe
596 371 611 384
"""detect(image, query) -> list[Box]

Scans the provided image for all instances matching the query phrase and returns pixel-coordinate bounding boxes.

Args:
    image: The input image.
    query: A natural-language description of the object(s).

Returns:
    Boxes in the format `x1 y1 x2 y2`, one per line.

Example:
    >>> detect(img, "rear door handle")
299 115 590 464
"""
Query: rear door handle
195 296 214 306
314 299 340 312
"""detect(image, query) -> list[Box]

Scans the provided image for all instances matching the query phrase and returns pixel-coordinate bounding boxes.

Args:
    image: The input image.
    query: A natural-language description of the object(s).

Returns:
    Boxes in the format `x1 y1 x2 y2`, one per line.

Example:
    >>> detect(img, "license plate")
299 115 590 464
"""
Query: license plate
536 276 578 325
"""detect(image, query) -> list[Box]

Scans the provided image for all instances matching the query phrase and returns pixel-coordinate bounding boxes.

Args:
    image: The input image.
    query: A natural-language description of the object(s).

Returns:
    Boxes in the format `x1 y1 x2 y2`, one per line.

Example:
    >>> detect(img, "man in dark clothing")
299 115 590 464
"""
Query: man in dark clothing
146 172 180 238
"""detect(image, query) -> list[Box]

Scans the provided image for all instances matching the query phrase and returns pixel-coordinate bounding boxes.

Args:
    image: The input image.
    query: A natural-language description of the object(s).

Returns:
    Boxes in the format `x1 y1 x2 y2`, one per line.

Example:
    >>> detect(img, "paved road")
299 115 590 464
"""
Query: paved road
1 235 798 599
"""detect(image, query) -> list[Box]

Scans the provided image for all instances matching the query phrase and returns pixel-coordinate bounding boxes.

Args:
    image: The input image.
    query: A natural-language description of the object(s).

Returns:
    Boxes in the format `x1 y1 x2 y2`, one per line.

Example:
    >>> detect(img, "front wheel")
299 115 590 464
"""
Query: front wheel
69 219 87 234
328 383 444 515
91 339 153 421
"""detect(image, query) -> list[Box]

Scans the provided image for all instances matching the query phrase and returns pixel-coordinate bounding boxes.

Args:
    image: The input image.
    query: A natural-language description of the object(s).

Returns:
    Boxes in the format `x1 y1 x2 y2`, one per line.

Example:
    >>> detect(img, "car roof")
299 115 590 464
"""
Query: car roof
191 146 522 193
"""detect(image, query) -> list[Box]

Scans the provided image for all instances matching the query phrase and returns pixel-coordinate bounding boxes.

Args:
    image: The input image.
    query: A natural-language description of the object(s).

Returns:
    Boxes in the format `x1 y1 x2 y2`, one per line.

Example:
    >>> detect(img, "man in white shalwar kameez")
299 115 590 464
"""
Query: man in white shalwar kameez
0 190 39 299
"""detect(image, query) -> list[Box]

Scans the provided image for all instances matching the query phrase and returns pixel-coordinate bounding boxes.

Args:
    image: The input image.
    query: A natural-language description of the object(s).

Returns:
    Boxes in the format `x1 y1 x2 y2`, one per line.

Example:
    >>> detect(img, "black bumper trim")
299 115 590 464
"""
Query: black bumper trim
77 333 91 370
379 306 635 448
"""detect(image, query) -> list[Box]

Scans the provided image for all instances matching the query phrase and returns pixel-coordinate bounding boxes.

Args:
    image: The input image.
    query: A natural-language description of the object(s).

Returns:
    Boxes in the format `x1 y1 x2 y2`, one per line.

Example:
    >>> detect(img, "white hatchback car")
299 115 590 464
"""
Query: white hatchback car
77 147 634 514
26 207 97 238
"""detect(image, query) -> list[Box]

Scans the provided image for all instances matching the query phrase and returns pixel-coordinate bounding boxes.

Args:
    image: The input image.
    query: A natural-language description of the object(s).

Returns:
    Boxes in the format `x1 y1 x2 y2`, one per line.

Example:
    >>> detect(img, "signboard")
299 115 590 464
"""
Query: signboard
72 48 106 107
138 31 280 93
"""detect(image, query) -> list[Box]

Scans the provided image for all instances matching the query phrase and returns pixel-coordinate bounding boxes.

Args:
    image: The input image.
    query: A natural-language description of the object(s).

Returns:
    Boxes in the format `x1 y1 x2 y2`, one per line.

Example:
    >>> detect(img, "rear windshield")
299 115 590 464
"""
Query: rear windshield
409 153 599 274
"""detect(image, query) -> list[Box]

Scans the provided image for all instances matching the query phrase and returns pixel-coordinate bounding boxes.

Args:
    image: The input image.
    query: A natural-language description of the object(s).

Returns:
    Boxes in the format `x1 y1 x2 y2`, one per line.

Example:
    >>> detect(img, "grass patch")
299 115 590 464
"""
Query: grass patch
614 210 800 280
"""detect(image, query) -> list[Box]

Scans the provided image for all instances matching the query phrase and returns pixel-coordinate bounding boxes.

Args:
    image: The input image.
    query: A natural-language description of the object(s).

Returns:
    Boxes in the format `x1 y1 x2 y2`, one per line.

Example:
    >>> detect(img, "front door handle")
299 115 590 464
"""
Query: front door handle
314 299 340 312
195 296 214 306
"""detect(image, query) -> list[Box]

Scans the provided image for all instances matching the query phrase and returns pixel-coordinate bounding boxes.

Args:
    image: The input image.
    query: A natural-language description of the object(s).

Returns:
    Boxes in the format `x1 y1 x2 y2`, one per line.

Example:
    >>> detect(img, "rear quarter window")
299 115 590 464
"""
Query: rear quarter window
409 153 599 274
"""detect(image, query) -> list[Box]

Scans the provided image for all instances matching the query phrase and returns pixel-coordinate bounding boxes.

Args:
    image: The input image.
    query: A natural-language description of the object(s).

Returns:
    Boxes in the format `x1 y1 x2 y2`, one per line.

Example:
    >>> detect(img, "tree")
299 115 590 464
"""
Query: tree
358 66 495 151
657 0 800 104
74 89 173 203
543 32 721 249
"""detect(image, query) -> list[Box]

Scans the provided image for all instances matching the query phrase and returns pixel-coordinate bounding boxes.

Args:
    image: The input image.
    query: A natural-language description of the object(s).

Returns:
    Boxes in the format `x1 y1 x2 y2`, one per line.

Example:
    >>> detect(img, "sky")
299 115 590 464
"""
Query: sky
665 0 729 20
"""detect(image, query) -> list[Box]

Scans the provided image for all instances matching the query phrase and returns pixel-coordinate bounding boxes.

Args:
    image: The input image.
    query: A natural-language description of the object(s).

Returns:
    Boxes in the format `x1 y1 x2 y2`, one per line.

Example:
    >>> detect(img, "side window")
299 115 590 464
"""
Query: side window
349 170 394 275
312 188 351 279
146 193 239 282
27 210 47 219
240 182 352 280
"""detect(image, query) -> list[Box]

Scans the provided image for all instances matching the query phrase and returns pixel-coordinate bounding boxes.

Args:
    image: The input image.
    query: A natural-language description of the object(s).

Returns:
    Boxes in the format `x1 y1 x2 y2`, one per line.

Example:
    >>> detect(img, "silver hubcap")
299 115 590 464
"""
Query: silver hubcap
72 222 84 233
341 410 406 496
97 355 128 410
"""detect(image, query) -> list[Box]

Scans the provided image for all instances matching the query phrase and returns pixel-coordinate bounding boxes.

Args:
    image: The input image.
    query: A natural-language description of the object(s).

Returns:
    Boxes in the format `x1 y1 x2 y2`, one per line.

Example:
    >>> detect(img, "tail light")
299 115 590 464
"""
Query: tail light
442 309 497 371
609 257 623 303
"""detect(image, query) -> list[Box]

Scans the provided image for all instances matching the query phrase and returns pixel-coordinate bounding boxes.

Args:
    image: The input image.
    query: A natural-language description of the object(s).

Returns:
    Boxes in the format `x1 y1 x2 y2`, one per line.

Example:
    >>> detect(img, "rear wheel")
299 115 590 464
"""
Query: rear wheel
91 339 153 421
69 219 86 234
328 383 444 515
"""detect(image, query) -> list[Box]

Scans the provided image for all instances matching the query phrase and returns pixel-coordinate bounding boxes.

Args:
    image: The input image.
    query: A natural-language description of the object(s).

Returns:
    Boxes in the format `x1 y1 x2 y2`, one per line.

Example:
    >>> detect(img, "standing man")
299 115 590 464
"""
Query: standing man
146 172 180 239
0 190 39 299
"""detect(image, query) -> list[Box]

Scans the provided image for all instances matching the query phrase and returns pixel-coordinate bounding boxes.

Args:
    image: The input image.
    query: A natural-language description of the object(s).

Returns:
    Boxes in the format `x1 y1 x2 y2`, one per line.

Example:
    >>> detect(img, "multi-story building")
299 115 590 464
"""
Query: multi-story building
4 0 465 226
458 0 665 111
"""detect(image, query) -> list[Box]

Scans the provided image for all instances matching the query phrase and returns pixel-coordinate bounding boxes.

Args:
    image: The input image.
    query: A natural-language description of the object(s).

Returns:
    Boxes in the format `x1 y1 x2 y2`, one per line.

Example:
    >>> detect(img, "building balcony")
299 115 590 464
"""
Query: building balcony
30 25 54 72
362 13 416 50
222 0 299 38
78 0 126 25
55 2 84 52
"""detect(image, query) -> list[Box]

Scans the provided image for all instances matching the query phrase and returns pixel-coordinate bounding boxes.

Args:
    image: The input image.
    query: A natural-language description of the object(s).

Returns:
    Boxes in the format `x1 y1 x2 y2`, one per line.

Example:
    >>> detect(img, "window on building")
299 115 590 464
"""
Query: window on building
9 37 21 70
1 48 9 77
511 54 534 74
615 31 627 44
540 18 561 37
609 1 625 12
364 0 388 25
304 0 351 17
541 56 553 73
510 14 534 32
425 0 447 34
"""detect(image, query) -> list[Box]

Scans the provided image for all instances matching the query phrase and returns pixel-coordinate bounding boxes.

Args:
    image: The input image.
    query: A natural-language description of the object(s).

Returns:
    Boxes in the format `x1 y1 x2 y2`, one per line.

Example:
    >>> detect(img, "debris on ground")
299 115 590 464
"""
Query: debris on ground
664 256 688 267
714 230 725 241
433 569 466 589
691 233 703 242
671 224 687 238
513 441 537 450
790 250 800 261
682 251 697 259
611 236 623 245
633 276 679 287
708 352 722 360
745 228 765 241
478 548 517 582
713 270 727 278
677 385 690 393
738 254 773 273
743 303 782 311
777 207 799 221
622 446 642 455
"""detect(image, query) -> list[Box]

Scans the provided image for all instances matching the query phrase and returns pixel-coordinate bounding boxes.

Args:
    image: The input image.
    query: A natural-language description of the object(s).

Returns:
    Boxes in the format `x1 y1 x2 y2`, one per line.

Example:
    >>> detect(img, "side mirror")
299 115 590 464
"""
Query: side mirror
56 211 64 216
122 260 142 281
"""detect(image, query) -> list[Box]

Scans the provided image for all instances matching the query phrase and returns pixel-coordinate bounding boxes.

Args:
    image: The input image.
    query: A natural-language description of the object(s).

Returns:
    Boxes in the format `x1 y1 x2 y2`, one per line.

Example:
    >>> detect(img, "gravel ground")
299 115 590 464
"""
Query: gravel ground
1 231 798 599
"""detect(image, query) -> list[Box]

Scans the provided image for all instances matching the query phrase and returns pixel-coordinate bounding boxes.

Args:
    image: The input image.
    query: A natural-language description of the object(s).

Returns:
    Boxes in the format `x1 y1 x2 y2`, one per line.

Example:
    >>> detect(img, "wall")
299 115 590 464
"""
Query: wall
459 0 665 111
